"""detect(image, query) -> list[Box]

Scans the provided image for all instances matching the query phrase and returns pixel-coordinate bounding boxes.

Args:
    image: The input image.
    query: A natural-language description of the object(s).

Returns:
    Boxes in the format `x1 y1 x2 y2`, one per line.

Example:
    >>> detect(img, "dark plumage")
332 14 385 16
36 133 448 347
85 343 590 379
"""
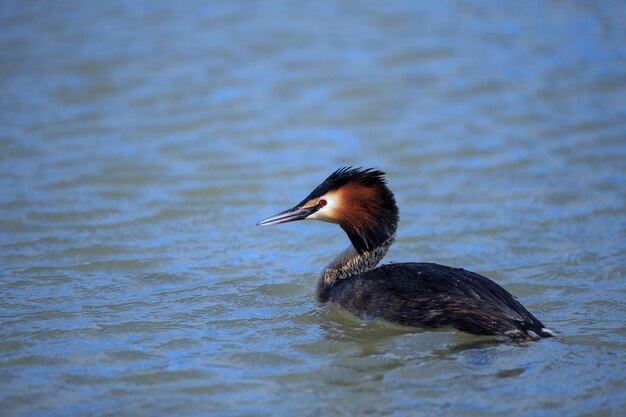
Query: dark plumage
328 263 552 338
258 167 555 340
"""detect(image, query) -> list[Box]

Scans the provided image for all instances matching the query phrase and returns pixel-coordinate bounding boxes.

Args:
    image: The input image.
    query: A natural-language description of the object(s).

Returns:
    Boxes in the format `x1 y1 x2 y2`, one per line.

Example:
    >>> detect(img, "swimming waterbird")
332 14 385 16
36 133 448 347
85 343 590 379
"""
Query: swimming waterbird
257 167 555 340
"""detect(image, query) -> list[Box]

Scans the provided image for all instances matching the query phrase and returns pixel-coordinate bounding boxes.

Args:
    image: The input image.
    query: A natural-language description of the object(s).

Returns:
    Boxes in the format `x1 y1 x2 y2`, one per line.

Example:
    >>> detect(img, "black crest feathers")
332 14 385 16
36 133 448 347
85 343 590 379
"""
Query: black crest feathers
300 167 388 202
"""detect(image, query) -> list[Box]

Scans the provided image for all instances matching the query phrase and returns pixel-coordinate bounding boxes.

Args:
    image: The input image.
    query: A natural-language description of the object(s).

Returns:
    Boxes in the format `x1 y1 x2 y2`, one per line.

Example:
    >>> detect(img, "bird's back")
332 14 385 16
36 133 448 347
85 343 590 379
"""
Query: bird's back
327 262 554 340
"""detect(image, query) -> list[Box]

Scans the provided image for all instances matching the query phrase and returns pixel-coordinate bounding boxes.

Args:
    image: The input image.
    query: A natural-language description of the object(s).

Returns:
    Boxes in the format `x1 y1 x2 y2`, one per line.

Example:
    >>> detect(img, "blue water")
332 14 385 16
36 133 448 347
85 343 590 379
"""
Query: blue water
1 1 625 416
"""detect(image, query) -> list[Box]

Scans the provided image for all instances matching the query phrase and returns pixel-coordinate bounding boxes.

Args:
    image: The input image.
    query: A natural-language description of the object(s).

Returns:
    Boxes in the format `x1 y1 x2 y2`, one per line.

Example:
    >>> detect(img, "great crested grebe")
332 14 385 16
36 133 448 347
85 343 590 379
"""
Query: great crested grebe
257 167 555 340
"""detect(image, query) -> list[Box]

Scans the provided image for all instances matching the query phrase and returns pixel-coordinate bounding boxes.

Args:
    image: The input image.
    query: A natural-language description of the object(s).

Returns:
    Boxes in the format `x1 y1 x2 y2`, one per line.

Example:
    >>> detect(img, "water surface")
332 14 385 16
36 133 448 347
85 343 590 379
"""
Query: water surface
1 1 625 416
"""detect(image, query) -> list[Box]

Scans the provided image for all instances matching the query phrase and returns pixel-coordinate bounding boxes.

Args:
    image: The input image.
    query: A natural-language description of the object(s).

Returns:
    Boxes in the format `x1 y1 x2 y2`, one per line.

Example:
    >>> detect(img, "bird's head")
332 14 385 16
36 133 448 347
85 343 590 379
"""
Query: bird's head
257 167 399 254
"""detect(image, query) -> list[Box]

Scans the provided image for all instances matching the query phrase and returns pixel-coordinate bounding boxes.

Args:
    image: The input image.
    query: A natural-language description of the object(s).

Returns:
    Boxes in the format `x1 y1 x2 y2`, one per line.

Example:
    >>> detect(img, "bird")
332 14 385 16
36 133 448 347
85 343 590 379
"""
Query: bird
257 167 555 340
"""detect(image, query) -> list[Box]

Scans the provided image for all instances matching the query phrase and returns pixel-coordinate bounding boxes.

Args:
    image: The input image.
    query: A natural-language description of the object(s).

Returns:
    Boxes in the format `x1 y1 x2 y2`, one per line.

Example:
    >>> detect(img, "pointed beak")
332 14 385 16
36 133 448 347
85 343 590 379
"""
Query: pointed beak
256 205 319 226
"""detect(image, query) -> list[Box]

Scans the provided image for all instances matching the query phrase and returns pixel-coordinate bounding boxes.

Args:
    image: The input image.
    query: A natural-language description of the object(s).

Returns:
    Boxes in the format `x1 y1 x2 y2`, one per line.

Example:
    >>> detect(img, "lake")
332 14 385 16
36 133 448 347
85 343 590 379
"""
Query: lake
1 1 625 416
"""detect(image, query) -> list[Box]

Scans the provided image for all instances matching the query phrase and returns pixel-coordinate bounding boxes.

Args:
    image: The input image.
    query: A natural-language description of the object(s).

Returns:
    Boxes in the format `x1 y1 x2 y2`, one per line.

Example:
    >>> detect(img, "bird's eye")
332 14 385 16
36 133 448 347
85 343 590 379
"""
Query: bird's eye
318 199 327 207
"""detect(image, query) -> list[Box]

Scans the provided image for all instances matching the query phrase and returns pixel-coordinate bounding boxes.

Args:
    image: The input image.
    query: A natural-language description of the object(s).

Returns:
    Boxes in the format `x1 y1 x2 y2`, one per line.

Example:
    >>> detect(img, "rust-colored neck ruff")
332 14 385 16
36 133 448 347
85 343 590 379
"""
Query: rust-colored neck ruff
294 167 399 254
335 183 398 254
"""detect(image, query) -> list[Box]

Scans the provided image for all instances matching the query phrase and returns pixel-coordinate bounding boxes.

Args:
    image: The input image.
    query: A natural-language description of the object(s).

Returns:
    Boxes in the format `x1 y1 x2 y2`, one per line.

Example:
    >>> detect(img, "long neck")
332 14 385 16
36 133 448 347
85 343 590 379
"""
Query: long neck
316 234 395 302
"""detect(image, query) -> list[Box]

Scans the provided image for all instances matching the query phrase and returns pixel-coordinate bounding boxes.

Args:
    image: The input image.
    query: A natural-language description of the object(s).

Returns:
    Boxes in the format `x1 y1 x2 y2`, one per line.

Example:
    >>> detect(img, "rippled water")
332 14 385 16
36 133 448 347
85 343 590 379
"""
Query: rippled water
2 1 625 416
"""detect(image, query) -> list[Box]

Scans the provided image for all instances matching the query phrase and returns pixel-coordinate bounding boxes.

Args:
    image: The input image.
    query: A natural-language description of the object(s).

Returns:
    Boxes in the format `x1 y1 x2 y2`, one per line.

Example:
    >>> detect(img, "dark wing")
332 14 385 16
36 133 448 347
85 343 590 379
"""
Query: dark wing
332 262 553 339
